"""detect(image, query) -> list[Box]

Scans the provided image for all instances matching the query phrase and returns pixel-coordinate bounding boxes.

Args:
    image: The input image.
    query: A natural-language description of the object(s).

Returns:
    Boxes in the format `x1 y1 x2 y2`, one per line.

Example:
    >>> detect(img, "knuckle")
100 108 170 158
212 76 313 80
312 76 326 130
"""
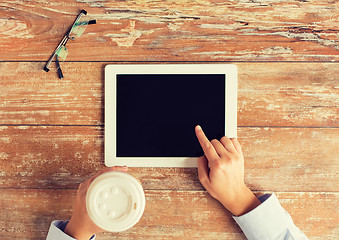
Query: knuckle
209 154 220 162
221 136 230 144
221 136 228 142
204 141 212 149
214 160 227 171
213 160 222 169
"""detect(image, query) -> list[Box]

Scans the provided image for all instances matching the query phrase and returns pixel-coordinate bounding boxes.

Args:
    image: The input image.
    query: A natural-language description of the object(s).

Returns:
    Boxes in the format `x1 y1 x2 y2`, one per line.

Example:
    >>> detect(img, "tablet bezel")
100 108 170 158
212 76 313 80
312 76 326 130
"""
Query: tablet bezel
105 64 237 167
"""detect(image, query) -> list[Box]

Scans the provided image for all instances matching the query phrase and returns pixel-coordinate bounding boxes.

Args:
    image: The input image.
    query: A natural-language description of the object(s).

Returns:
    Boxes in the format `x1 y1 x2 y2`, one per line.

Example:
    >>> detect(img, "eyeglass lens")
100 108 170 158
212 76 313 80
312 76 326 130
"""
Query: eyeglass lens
69 20 88 39
56 46 68 61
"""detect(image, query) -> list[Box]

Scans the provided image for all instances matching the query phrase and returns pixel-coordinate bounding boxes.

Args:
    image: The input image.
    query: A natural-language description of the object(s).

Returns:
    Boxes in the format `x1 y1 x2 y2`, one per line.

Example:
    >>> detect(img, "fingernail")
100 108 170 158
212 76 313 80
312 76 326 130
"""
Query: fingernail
196 125 201 130
122 165 128 171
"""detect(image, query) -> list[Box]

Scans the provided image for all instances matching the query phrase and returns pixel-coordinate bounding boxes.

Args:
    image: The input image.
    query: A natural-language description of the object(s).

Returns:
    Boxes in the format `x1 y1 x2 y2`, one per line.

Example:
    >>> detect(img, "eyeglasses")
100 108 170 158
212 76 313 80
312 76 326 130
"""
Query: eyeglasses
44 9 96 79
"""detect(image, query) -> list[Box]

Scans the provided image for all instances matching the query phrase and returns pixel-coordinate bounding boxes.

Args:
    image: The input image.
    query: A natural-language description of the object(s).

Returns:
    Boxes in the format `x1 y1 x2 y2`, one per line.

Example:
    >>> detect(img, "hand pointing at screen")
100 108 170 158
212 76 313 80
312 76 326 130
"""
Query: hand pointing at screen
195 125 261 216
194 125 308 239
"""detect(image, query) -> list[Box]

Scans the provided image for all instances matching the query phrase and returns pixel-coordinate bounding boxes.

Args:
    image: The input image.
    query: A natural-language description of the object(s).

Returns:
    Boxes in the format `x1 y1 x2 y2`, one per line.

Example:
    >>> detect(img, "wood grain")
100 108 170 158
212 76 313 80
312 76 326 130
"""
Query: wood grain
0 62 338 127
1 1 338 239
0 189 337 239
0 0 338 61
0 126 337 192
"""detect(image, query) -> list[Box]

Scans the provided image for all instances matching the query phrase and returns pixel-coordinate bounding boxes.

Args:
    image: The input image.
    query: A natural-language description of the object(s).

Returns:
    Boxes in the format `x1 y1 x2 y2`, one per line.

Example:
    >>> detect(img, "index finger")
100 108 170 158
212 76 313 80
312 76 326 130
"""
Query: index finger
195 125 219 161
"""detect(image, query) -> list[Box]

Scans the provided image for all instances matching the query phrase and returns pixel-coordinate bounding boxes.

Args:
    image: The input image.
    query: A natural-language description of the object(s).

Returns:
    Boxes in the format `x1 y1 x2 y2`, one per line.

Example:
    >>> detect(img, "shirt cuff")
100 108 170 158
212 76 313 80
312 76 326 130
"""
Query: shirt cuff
232 193 293 240
46 220 96 240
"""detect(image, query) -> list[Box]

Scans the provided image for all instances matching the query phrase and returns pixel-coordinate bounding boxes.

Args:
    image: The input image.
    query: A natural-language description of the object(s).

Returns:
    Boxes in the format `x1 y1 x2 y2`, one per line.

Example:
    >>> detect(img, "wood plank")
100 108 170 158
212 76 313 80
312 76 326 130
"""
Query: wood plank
1 2 337 240
0 189 337 239
0 126 337 192
238 63 339 127
0 62 338 127
0 62 104 126
0 0 338 61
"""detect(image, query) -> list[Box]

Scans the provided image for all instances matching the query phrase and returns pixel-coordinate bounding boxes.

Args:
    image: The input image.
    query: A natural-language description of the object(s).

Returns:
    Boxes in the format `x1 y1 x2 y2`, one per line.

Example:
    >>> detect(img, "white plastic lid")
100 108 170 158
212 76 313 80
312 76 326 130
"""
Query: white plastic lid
86 171 145 232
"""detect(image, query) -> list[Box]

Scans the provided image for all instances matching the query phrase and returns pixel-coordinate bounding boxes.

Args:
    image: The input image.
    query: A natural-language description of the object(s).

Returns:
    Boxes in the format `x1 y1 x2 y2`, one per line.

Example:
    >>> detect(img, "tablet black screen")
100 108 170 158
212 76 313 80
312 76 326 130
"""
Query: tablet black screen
116 74 226 157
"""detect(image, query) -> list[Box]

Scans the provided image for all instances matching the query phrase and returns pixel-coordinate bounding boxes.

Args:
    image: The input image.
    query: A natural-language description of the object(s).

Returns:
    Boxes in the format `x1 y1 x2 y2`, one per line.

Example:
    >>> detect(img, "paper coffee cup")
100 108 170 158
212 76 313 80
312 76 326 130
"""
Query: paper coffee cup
86 171 145 232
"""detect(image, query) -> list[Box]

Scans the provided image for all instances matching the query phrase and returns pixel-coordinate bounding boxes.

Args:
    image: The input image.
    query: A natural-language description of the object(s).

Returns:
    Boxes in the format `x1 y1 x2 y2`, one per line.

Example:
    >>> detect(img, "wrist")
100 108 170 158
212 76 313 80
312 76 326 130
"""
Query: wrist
222 186 261 216
64 218 94 240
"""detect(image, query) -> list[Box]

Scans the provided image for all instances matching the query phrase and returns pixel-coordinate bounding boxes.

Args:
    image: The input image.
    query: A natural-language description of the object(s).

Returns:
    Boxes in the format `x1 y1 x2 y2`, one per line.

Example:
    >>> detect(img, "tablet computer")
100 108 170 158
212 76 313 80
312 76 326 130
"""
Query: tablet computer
105 64 237 167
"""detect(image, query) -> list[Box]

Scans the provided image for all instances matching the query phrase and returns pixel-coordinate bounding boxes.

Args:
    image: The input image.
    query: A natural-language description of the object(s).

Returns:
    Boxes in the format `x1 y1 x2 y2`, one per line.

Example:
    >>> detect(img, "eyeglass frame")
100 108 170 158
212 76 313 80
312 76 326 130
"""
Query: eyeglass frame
44 9 95 79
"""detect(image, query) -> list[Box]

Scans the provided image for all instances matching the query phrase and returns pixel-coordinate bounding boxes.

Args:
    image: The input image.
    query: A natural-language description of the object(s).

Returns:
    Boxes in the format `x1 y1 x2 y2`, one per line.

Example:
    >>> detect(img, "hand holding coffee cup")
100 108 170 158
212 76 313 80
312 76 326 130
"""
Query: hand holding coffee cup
64 166 145 240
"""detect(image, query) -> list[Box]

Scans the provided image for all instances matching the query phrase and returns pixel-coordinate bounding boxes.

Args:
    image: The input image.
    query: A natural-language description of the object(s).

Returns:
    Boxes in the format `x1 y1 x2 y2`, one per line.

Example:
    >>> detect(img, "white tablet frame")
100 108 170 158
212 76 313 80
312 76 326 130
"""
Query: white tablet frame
105 64 237 167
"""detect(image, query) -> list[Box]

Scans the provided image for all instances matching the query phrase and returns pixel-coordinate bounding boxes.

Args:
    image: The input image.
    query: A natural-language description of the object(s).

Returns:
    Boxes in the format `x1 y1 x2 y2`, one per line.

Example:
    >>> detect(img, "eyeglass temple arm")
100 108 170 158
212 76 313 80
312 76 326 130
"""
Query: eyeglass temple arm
56 56 64 79
44 9 88 72
88 20 96 25
44 35 68 72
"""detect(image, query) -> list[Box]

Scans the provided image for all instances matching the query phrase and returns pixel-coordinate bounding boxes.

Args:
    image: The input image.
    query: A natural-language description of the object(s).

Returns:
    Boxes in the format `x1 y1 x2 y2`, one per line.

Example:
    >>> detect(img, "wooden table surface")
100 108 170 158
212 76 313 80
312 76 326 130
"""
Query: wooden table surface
0 0 338 239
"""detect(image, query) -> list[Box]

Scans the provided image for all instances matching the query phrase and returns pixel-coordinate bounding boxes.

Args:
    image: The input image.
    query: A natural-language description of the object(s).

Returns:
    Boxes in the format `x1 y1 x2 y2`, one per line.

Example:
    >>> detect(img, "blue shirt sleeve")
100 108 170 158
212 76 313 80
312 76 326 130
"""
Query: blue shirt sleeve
233 193 308 240
46 220 96 240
